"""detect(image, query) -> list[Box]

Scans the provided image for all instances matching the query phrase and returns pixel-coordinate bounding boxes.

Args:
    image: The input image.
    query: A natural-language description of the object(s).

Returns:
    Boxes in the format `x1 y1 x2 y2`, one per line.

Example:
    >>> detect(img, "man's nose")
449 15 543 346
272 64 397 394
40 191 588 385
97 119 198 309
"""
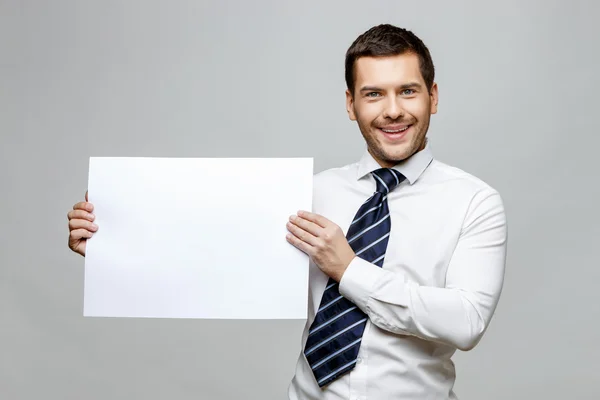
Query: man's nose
383 97 404 120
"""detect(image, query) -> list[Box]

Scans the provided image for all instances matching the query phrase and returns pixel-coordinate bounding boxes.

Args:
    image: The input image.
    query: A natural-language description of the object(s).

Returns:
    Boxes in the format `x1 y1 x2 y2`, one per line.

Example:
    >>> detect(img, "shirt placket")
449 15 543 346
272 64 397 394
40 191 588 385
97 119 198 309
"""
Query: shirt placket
348 321 370 400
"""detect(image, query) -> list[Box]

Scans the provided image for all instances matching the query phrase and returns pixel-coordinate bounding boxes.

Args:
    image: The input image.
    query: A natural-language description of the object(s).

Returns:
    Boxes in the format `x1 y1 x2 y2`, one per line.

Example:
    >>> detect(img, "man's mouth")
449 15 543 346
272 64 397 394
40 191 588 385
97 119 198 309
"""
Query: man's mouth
378 125 412 140
379 125 411 133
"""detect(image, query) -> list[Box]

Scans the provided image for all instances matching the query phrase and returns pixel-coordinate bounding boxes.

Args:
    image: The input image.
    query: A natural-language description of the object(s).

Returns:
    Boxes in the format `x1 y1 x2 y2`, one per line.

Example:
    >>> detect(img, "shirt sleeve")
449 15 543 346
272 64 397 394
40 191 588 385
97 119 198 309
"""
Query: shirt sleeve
338 189 507 351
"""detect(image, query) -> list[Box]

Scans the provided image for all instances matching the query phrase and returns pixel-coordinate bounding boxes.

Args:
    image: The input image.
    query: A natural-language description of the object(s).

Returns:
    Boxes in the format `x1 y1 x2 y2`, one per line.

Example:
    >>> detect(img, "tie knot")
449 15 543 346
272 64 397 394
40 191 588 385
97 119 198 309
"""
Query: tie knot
371 168 405 194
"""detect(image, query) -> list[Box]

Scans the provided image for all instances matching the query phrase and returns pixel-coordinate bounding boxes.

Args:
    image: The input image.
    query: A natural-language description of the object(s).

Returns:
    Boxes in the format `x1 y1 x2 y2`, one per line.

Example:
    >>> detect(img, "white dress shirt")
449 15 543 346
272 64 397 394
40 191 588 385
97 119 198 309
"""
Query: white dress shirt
288 143 507 400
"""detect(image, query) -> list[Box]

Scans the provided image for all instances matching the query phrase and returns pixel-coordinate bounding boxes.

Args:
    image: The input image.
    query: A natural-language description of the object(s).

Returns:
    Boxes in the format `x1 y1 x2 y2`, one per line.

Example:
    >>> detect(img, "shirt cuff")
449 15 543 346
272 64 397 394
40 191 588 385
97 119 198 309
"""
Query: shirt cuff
338 256 384 312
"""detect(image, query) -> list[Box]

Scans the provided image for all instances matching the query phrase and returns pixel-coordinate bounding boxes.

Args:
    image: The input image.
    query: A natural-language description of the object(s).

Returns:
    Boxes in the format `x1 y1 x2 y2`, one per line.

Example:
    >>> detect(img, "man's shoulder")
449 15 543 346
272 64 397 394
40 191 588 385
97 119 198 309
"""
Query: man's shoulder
426 159 501 197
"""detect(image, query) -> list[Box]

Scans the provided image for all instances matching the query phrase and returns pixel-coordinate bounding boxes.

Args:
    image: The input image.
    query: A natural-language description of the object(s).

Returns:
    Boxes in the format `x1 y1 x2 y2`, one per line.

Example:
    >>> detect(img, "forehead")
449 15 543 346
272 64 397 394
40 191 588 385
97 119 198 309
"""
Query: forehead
354 53 424 86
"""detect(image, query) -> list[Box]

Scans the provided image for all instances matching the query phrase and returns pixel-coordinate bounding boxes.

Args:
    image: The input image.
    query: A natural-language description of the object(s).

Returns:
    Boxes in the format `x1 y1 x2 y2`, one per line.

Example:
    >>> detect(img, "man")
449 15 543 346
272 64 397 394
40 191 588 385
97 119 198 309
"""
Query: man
68 24 507 399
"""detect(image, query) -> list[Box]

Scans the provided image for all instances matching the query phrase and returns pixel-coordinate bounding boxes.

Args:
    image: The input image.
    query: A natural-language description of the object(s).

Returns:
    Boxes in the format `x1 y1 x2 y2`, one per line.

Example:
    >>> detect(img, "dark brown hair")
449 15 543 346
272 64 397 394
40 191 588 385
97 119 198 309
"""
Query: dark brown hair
345 24 435 95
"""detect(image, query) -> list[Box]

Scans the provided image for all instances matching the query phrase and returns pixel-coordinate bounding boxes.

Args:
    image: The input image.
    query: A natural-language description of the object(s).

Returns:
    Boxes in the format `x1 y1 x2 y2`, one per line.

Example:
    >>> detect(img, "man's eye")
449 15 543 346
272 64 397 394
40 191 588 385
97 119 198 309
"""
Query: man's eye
402 89 415 95
366 92 380 97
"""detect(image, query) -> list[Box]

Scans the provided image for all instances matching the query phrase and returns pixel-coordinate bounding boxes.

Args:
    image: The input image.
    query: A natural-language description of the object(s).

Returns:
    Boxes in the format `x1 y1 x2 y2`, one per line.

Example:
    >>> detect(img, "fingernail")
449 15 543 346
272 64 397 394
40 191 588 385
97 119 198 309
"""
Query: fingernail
92 224 98 229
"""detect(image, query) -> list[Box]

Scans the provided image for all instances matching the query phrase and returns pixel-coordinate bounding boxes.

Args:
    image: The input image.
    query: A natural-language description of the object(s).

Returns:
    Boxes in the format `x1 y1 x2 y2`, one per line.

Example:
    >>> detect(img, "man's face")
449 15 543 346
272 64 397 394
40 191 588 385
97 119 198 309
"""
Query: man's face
346 53 438 167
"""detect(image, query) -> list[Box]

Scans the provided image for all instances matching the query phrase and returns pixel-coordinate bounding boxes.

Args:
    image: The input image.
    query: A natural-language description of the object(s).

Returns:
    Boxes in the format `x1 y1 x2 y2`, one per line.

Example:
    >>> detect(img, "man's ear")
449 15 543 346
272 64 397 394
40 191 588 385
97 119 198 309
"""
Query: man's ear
346 89 357 121
429 82 439 115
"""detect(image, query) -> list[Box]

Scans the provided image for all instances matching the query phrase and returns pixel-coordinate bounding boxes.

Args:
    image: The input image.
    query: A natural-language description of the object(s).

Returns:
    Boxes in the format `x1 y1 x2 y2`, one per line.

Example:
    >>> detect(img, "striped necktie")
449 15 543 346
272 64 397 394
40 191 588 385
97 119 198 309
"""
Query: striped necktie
303 167 406 387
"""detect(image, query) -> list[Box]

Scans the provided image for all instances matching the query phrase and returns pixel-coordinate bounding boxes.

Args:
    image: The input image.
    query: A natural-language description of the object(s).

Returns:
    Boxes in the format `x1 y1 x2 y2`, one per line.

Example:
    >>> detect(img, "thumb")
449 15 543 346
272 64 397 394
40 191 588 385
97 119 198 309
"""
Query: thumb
85 190 88 202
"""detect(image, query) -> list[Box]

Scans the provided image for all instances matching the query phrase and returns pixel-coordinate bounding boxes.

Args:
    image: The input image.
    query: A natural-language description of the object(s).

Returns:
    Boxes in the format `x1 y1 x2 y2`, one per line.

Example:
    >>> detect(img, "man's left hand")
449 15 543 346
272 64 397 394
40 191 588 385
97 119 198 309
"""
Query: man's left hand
286 210 355 282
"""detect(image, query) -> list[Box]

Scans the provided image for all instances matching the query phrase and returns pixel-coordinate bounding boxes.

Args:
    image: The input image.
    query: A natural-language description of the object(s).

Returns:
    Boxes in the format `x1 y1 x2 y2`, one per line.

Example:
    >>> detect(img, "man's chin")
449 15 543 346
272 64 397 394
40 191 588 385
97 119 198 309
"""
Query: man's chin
380 145 414 163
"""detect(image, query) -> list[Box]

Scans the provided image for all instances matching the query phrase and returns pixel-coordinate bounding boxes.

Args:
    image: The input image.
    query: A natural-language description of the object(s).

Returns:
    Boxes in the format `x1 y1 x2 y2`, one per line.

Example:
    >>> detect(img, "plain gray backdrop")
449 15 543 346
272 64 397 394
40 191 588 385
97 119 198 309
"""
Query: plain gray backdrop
1 0 599 399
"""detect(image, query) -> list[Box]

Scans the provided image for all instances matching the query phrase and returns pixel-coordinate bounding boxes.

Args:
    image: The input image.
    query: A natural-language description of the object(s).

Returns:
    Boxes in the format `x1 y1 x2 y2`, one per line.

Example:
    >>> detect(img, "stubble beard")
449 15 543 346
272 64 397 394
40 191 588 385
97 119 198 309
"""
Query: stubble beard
357 116 430 166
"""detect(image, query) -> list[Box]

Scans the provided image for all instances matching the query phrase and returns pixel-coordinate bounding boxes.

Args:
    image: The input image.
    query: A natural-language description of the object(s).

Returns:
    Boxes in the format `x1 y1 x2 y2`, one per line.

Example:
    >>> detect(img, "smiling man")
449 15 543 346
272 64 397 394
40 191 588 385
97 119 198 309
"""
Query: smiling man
66 23 507 400
284 24 508 399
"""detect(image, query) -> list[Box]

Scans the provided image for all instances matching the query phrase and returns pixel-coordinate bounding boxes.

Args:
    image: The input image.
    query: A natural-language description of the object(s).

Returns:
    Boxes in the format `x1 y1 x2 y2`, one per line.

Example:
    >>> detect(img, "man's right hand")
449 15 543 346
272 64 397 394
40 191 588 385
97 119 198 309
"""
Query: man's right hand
67 190 98 256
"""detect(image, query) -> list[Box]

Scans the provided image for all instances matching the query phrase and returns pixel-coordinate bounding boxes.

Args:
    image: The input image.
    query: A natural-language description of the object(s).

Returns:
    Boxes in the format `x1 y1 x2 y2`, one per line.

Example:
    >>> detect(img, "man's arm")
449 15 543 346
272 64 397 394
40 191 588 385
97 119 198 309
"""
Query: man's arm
338 189 507 350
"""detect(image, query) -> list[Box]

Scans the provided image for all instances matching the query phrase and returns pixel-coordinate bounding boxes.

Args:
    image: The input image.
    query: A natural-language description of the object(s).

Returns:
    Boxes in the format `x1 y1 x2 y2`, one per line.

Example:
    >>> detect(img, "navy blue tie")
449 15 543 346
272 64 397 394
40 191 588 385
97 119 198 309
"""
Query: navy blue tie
304 168 406 387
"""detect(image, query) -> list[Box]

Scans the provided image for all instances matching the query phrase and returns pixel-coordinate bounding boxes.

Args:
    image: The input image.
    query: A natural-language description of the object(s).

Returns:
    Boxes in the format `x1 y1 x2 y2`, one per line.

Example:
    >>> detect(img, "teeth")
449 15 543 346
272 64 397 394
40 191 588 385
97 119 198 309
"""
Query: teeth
382 126 409 133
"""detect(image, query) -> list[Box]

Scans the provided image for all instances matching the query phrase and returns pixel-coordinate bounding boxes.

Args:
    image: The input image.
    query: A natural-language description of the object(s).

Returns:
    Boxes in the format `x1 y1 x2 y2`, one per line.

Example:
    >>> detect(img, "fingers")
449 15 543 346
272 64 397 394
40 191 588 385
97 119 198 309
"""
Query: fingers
68 201 98 236
67 192 95 257
69 216 98 230
67 209 95 222
289 215 322 237
69 228 94 241
287 220 318 246
297 210 329 228
73 201 93 212
286 232 313 255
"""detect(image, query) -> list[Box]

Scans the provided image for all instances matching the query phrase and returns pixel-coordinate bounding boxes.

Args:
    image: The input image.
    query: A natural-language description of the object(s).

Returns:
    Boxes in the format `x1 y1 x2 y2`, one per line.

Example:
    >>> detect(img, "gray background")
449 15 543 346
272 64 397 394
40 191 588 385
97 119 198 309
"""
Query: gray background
1 0 599 399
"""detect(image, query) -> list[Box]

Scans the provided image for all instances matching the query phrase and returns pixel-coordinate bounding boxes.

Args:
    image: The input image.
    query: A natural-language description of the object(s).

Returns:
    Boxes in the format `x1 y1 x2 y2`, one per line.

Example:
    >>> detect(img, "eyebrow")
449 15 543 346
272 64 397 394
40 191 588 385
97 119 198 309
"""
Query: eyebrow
359 82 423 92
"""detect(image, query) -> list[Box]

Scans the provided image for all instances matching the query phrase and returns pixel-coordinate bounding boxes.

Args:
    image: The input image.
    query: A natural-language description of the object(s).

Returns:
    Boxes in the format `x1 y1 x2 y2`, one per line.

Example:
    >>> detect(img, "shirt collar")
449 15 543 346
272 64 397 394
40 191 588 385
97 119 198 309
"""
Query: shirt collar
356 141 434 185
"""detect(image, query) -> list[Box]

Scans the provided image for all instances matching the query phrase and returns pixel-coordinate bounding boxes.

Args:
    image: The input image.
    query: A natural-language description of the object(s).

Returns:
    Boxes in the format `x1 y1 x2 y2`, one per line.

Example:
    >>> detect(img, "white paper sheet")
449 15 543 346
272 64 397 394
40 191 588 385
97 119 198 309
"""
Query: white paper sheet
83 157 313 319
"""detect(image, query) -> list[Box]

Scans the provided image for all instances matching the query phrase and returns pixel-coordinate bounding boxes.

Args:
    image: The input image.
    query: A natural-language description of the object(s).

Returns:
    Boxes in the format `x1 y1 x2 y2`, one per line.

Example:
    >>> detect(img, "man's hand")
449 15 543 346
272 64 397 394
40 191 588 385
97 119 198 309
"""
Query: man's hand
286 210 355 282
67 190 97 256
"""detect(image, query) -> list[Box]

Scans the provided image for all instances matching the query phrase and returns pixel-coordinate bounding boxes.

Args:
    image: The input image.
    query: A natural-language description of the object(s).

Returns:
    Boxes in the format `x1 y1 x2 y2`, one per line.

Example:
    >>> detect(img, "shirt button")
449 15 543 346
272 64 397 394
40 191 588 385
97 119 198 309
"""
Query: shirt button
356 357 362 364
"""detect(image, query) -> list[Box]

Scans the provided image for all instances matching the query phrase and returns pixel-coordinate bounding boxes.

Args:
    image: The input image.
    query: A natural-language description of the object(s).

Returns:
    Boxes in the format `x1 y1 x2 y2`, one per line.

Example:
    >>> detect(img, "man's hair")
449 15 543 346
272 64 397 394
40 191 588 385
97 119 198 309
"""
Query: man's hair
345 24 435 95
